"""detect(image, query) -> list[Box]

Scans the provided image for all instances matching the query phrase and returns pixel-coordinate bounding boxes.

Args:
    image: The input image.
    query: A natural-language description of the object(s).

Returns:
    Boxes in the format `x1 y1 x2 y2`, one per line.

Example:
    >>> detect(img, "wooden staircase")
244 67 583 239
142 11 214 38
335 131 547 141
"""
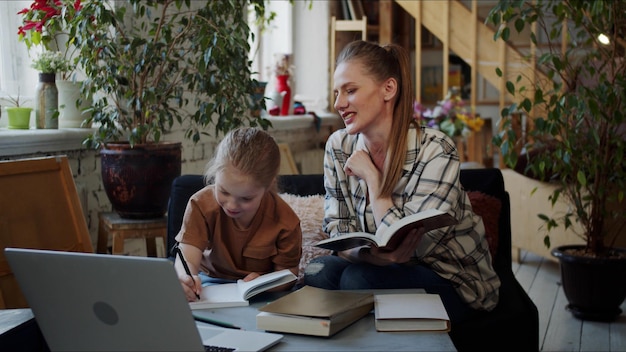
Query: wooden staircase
396 0 548 112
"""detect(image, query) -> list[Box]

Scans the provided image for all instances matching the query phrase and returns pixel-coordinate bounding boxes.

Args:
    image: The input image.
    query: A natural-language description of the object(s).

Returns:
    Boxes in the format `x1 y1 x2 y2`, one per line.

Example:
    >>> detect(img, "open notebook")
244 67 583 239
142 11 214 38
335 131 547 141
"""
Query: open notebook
4 247 282 352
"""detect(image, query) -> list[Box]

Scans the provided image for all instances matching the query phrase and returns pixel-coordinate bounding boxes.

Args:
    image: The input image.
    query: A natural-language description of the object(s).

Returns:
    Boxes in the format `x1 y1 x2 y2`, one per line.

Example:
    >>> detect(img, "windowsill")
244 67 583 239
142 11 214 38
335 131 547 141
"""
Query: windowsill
0 128 97 157
265 111 341 130
0 112 341 157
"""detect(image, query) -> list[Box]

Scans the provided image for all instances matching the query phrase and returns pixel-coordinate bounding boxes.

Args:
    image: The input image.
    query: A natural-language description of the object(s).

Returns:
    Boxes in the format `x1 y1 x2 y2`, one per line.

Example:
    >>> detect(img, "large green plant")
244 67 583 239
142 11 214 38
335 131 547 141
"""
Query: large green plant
69 0 270 148
488 0 626 256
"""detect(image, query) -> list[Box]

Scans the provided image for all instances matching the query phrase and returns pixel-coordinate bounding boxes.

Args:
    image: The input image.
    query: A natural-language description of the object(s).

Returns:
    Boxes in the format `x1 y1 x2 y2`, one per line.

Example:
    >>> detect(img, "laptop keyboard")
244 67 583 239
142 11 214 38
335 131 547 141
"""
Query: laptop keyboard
204 345 236 352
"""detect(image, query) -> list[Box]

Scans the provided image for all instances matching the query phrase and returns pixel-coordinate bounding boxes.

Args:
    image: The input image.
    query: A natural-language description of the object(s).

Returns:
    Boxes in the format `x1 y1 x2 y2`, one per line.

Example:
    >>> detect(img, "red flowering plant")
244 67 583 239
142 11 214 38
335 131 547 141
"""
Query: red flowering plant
17 0 82 80
413 90 484 138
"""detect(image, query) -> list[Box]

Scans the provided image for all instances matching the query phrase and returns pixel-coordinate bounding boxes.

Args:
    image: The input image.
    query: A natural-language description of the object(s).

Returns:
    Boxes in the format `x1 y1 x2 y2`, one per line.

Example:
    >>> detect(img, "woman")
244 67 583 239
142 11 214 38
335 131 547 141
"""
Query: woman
303 40 500 324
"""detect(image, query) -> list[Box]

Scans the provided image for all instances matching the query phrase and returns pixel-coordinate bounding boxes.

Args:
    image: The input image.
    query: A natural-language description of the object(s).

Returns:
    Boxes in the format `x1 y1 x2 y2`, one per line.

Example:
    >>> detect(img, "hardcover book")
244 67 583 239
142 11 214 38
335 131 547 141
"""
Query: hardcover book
256 286 374 337
315 209 457 251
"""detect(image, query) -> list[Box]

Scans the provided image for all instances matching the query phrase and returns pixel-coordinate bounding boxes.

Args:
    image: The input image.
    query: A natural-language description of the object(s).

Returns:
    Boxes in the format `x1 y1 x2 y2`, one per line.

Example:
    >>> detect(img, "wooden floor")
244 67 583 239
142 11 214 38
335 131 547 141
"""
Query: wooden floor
512 250 626 352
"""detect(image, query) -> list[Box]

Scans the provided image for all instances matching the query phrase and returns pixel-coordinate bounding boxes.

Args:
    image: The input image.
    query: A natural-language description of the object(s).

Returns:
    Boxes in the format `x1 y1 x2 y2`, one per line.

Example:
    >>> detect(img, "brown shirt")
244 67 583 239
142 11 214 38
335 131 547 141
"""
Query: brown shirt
175 186 302 280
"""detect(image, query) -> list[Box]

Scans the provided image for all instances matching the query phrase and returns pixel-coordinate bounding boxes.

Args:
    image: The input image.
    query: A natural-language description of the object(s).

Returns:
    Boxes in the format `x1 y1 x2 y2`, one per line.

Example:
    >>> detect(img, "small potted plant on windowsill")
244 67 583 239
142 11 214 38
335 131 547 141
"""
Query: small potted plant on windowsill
1 89 33 130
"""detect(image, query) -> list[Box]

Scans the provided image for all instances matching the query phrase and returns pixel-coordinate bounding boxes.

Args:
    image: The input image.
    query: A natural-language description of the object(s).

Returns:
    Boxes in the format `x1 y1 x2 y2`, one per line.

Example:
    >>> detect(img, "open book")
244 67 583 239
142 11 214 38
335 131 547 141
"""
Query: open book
315 208 457 251
374 293 451 332
189 269 297 310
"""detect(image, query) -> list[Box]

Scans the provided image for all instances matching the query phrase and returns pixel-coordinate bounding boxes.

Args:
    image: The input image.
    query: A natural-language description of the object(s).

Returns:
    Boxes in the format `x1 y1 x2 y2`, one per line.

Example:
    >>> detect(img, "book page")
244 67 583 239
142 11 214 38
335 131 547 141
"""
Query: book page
189 269 296 310
237 269 297 300
190 283 248 310
377 209 457 249
315 232 379 251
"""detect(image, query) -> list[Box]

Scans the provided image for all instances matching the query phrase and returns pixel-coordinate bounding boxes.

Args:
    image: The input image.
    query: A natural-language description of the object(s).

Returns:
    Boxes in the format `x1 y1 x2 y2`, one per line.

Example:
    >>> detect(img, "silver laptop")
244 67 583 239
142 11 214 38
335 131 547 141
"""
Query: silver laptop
4 247 283 352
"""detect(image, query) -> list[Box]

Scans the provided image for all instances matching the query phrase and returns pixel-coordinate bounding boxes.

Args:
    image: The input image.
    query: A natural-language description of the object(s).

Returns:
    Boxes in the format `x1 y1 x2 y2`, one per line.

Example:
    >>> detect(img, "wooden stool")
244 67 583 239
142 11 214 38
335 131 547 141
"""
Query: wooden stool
97 212 167 257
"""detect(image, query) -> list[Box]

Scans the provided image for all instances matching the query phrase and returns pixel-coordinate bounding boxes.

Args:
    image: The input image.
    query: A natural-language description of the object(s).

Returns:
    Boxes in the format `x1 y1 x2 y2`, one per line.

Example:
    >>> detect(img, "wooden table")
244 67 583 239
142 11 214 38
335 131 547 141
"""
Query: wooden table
195 290 457 351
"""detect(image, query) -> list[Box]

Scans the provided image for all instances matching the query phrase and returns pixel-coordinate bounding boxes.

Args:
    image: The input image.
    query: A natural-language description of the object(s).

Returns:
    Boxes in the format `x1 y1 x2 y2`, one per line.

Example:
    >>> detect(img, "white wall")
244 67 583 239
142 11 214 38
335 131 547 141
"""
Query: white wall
291 1 330 113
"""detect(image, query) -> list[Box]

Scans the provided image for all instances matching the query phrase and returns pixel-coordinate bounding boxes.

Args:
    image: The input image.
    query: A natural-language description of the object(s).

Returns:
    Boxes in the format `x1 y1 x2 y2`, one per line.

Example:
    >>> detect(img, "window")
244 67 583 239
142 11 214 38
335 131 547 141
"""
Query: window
250 1 330 113
0 1 38 103
1 1 331 113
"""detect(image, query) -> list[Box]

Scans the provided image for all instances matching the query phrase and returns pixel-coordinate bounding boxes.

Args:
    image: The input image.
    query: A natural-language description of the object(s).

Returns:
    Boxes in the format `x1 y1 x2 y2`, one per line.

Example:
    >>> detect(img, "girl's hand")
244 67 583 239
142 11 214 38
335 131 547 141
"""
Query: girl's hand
178 273 202 302
242 272 261 282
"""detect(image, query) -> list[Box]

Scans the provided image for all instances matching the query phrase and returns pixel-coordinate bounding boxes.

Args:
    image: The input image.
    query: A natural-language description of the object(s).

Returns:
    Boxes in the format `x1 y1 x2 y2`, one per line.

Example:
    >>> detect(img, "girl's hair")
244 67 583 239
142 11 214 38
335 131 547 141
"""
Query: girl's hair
336 40 417 198
204 127 280 190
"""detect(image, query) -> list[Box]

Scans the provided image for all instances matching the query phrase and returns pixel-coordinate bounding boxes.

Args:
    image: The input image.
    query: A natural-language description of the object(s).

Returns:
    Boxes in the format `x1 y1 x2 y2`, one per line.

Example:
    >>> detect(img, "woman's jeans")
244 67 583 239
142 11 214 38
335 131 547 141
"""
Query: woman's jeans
303 255 479 324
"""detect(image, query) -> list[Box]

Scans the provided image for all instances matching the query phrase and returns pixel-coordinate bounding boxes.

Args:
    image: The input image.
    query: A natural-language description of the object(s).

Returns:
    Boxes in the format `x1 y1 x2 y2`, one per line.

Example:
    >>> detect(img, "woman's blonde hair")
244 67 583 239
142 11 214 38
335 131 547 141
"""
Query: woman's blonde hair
336 40 417 197
204 127 280 190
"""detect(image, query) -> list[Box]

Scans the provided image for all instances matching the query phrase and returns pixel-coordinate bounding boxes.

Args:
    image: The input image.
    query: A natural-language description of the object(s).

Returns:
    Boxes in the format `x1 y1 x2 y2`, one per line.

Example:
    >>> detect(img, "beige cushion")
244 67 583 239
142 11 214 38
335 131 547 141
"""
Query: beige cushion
279 193 331 283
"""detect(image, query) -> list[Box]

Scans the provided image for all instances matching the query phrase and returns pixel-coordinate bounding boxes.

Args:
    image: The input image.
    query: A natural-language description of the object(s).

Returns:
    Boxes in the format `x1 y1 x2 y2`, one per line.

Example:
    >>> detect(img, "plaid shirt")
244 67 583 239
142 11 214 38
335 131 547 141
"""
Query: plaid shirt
323 126 500 311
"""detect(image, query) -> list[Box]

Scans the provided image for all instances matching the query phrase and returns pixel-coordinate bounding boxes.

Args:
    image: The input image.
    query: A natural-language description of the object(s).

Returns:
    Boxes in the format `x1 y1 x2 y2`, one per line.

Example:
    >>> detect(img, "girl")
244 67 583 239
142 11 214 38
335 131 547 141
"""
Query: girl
174 127 302 301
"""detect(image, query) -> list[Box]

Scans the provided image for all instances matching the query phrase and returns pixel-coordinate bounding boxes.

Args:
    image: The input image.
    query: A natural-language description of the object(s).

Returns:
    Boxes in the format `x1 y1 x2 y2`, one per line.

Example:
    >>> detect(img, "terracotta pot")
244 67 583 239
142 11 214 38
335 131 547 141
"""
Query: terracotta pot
551 245 626 321
100 142 182 219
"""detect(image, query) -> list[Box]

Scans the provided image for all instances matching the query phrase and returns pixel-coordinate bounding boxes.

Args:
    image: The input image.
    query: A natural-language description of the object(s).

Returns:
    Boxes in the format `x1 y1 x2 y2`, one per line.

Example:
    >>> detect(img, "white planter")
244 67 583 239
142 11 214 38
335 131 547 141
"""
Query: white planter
56 80 91 128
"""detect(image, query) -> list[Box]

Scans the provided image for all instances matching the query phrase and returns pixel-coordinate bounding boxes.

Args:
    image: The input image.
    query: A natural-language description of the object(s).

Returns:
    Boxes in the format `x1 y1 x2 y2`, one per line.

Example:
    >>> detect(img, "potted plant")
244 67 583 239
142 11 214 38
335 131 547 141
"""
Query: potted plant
488 0 626 321
30 50 72 129
1 89 33 130
18 0 90 128
66 0 270 219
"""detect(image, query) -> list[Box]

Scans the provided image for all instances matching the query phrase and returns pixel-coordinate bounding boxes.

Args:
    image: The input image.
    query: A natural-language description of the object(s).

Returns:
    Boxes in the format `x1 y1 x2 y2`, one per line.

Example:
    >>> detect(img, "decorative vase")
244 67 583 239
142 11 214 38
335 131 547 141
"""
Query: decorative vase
56 80 92 128
5 107 33 129
275 74 291 116
35 73 58 129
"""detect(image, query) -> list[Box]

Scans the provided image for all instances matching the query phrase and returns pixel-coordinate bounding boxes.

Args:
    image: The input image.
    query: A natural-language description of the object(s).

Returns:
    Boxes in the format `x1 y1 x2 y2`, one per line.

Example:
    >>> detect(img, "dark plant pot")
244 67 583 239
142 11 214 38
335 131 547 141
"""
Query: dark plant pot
100 142 182 219
551 245 626 322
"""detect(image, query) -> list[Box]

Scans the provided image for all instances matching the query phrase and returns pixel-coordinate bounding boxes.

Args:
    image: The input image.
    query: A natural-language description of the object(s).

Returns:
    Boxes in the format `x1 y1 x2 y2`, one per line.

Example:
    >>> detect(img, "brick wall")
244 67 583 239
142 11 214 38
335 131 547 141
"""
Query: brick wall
0 114 341 250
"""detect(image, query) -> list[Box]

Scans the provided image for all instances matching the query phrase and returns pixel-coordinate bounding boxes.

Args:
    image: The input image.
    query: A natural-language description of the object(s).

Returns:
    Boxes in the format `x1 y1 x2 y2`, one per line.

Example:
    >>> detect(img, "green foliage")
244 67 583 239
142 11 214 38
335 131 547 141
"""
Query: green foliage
488 0 626 255
18 0 82 80
70 0 271 148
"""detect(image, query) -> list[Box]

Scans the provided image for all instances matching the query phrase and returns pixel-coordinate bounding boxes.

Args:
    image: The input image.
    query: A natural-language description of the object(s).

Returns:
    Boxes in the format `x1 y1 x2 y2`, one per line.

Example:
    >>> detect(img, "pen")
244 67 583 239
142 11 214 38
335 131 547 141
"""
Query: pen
192 312 243 330
175 245 201 300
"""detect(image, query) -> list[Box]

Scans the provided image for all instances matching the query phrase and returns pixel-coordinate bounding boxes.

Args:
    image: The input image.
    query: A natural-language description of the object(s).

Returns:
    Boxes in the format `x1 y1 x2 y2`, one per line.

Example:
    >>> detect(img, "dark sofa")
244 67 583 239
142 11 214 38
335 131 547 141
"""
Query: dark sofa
166 169 539 351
